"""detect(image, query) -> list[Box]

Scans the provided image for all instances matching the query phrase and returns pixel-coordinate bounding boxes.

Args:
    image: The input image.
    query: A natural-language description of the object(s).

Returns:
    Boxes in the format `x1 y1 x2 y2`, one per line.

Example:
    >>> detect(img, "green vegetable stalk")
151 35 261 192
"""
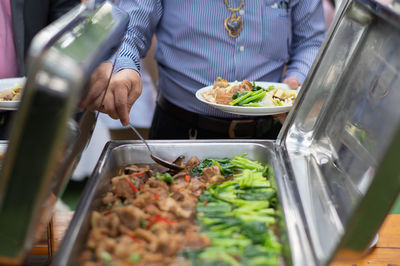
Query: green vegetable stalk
185 155 282 265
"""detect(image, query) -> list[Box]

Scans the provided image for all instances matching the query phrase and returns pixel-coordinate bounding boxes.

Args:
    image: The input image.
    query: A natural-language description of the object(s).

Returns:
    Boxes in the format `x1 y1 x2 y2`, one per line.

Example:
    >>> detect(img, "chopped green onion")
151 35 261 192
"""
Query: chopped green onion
100 251 112 262
128 253 141 263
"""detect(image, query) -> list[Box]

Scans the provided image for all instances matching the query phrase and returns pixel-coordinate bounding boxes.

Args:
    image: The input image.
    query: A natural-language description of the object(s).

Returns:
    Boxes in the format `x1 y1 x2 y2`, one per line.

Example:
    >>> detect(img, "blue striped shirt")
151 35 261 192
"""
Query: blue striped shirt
113 0 325 118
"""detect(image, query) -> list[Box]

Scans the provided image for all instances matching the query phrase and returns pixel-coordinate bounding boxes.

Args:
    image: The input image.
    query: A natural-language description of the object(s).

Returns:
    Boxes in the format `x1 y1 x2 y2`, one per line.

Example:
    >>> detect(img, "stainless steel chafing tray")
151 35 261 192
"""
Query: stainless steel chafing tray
54 140 296 265
0 1 128 264
55 0 400 265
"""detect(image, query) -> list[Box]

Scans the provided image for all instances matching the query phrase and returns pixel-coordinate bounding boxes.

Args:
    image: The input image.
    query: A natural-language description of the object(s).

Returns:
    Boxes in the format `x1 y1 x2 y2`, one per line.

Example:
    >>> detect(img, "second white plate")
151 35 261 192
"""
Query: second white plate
0 77 25 110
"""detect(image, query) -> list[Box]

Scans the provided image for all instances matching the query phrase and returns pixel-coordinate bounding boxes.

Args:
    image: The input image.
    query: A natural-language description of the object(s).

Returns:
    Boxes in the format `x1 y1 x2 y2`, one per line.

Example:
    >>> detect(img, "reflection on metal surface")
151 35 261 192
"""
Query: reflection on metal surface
376 0 400 13
0 1 128 263
369 77 390 99
279 0 400 264
349 2 374 24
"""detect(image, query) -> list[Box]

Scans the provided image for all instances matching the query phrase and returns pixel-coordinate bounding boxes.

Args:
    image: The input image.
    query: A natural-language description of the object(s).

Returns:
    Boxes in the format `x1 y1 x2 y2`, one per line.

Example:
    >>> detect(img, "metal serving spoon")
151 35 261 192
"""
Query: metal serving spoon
128 123 184 171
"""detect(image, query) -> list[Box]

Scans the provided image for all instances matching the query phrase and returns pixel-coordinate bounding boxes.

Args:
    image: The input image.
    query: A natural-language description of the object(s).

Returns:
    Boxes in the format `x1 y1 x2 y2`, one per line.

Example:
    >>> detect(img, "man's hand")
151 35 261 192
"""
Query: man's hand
273 76 301 124
282 76 301 89
81 62 142 126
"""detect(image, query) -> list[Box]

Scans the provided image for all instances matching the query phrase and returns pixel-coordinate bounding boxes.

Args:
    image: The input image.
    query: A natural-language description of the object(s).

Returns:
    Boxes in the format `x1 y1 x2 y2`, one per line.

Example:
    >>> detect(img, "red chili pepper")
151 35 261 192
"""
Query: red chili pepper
124 233 142 244
103 210 112 216
145 214 177 229
154 194 160 200
184 175 190 182
128 171 148 178
124 177 138 195
203 200 208 205
145 215 159 229
154 214 177 225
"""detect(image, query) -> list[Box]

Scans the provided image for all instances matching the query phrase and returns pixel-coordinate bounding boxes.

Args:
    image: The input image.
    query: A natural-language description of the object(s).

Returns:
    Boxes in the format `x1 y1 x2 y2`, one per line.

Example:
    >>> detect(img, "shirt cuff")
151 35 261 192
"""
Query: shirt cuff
112 56 140 75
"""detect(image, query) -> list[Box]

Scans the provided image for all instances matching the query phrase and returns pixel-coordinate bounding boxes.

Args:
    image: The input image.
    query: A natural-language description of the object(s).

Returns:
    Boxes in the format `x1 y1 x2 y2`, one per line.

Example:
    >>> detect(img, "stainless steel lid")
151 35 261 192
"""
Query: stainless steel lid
277 0 400 264
0 1 128 263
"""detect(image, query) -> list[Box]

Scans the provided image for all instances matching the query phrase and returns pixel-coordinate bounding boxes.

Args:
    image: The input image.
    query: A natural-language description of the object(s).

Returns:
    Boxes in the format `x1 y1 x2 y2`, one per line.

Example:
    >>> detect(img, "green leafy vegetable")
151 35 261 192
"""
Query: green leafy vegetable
241 221 269 244
154 172 174 184
232 91 248 99
239 89 266 105
231 154 264 171
229 91 252 105
191 159 215 176
236 188 275 201
252 81 265 92
267 85 275 92
242 103 263 107
185 155 281 265
197 202 232 215
191 158 235 177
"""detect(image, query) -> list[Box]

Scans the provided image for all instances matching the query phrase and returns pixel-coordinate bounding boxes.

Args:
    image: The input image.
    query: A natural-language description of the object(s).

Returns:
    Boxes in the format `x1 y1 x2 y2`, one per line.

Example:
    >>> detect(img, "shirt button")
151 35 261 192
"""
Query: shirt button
239 46 245 52
239 9 245 15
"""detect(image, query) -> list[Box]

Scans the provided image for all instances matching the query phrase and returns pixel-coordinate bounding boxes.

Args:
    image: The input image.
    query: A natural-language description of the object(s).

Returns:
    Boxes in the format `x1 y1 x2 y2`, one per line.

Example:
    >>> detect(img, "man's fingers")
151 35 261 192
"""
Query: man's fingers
114 69 142 126
80 62 113 108
102 93 119 119
283 77 301 89
114 83 129 126
83 67 142 125
87 96 104 112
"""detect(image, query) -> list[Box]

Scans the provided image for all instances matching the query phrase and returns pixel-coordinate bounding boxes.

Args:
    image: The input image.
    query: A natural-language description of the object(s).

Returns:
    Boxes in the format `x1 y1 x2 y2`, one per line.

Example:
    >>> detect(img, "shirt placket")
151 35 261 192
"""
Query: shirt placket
233 0 263 80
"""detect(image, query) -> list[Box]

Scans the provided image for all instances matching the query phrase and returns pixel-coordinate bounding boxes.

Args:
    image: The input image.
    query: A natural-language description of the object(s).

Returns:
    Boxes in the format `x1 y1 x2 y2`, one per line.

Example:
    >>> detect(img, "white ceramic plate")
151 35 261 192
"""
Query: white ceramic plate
0 77 25 110
195 81 293 116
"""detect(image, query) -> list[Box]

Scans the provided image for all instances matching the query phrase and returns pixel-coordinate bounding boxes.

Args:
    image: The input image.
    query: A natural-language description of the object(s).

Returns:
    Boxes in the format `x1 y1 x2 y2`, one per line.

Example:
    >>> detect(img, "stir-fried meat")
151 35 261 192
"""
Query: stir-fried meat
171 191 184 201
102 192 115 205
90 211 120 237
113 235 140 258
86 227 108 249
110 179 135 200
173 220 200 233
141 253 165 265
114 205 147 231
208 174 225 185
215 87 234 105
187 178 206 196
182 231 211 249
178 190 198 210
155 231 176 256
82 160 230 266
171 175 189 188
213 76 229 88
132 191 154 208
133 228 157 243
156 197 192 218
95 237 117 260
142 179 169 197
230 80 252 93
143 203 161 216
202 165 221 181
185 156 200 172
214 79 253 105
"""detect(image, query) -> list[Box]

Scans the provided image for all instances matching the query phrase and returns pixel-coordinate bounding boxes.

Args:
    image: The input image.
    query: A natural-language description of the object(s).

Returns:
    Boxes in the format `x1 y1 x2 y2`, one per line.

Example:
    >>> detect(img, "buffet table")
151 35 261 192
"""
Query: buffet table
51 212 400 265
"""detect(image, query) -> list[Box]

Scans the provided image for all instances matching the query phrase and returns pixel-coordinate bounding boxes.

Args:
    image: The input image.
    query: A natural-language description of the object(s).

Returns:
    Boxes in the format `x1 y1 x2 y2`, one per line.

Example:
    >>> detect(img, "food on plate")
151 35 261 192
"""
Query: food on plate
0 85 23 101
80 154 281 265
201 77 298 107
